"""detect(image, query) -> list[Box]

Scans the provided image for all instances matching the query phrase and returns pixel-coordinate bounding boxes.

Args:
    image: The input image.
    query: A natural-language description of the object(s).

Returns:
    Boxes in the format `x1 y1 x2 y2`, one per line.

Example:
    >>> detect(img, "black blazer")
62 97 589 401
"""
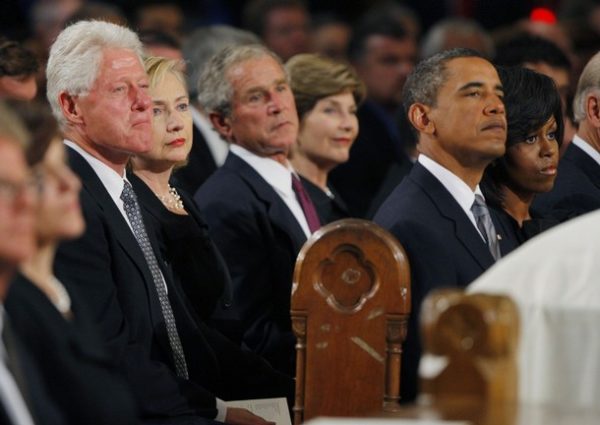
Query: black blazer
299 175 349 224
55 147 293 422
6 273 139 424
172 122 218 196
194 152 307 376
533 142 600 220
128 172 232 320
374 162 517 402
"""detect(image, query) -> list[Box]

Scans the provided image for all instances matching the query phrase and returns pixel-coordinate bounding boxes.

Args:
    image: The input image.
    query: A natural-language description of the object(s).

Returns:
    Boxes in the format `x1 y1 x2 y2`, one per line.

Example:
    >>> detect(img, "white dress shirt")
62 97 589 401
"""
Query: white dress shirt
572 134 600 166
418 154 487 241
230 144 311 237
191 106 229 167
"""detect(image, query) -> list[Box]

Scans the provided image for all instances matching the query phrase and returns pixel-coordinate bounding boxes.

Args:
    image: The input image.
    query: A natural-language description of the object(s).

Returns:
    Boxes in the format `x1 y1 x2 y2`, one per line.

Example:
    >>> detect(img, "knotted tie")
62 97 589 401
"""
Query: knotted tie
120 182 189 379
291 174 321 233
470 193 501 261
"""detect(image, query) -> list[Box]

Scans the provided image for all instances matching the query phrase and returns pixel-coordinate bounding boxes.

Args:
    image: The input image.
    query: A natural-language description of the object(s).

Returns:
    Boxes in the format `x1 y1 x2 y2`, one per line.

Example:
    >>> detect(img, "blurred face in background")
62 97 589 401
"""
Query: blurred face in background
295 91 358 171
0 138 36 267
34 139 84 244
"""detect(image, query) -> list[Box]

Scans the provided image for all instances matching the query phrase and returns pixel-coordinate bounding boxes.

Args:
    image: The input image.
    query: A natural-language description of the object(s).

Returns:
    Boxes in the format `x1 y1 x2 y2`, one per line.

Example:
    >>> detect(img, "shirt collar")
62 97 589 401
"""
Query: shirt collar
572 134 600 167
418 154 483 213
229 144 293 195
64 140 129 205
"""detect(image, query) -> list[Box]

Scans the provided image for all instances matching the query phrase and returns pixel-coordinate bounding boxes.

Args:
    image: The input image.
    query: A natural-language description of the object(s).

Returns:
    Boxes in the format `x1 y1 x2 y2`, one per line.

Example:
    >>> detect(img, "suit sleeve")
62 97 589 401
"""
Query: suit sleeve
54 190 219 420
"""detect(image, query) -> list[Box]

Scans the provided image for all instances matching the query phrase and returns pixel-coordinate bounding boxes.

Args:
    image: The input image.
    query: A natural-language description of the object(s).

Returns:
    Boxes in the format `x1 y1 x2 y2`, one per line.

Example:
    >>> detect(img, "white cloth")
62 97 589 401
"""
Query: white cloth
230 144 311 237
418 154 487 241
191 106 229 167
0 307 35 425
572 134 600 167
468 209 600 408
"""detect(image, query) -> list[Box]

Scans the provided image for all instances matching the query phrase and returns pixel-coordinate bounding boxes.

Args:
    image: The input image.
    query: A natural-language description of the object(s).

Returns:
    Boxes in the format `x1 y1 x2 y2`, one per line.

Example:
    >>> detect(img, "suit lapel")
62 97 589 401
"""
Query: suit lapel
67 147 166 333
410 163 495 270
224 154 307 252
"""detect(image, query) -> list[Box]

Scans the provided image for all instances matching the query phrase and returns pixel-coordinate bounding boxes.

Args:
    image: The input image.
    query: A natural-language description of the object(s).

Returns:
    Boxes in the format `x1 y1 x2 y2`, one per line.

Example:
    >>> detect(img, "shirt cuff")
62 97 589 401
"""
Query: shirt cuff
215 398 227 422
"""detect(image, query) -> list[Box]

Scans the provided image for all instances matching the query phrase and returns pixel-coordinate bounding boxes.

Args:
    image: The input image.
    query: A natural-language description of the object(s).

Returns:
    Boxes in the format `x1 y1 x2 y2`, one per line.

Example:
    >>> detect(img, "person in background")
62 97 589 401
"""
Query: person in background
0 38 39 100
5 100 139 424
329 14 417 218
286 53 365 223
419 17 495 59
309 14 351 62
242 0 310 61
494 34 574 151
481 67 563 245
129 56 231 321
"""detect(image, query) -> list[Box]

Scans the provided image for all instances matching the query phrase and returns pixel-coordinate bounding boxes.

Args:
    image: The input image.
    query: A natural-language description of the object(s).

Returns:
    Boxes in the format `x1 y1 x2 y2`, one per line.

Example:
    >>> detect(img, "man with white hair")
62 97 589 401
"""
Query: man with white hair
534 51 600 220
50 20 292 425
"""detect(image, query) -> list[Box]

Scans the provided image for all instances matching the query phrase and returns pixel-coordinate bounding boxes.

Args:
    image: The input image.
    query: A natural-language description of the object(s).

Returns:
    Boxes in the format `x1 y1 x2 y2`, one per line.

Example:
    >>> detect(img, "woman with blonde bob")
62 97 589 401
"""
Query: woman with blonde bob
129 56 230 320
286 53 365 223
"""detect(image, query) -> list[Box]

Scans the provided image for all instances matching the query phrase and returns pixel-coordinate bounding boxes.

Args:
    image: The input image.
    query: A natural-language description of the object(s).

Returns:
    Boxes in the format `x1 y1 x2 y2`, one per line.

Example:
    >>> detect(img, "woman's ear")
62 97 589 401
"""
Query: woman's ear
407 103 434 134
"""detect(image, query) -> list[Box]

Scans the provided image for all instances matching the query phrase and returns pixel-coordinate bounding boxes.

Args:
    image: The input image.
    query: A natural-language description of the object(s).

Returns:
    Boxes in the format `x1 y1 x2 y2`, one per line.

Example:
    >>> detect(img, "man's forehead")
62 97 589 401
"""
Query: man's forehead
228 56 285 88
444 57 499 85
99 48 143 72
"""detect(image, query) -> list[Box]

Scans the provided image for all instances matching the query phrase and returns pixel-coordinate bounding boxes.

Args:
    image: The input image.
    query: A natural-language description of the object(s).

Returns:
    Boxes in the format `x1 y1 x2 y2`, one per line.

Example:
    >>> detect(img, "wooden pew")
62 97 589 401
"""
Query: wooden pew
291 219 411 424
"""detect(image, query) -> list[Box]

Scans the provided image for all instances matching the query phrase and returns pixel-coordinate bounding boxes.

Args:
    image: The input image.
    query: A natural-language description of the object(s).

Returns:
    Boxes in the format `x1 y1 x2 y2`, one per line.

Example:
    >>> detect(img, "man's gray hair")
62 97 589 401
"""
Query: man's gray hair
182 25 260 99
197 44 284 118
573 51 600 123
402 47 483 112
46 20 144 127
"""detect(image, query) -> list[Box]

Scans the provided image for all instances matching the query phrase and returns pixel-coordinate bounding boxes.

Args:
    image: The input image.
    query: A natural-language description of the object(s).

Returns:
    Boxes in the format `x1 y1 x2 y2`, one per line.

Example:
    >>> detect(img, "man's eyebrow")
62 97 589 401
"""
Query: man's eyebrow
457 82 483 91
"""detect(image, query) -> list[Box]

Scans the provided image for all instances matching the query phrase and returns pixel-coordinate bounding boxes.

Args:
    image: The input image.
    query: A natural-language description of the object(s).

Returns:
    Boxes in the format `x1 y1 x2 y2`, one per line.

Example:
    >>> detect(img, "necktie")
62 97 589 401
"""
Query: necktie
471 194 501 261
291 174 321 233
120 182 189 379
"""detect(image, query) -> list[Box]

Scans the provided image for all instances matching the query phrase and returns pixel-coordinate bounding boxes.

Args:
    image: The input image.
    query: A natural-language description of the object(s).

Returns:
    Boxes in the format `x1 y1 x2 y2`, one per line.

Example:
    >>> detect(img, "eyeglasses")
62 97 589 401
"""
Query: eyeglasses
0 174 40 205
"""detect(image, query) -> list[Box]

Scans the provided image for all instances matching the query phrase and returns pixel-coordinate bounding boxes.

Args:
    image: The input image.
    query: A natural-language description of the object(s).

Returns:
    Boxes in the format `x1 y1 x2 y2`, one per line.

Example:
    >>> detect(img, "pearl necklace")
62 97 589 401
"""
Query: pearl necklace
157 185 184 211
47 276 72 315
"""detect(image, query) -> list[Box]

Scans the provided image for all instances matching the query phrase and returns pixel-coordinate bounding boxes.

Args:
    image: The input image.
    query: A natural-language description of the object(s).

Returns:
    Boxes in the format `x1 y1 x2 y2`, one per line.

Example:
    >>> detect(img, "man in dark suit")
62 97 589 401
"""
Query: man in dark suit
48 20 292 425
374 48 516 402
194 45 316 377
173 26 260 195
533 51 600 220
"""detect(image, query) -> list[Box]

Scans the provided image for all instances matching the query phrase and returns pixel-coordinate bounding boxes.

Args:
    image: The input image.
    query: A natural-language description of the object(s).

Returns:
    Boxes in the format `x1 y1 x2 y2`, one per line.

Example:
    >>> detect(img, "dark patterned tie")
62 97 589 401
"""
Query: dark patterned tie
291 174 321 233
471 193 501 261
120 181 189 379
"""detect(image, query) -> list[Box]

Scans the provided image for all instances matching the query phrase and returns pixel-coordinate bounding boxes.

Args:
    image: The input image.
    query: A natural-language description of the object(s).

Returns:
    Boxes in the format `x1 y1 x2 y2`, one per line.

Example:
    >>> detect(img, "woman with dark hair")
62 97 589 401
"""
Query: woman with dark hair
286 53 365 223
482 66 563 244
4 101 139 424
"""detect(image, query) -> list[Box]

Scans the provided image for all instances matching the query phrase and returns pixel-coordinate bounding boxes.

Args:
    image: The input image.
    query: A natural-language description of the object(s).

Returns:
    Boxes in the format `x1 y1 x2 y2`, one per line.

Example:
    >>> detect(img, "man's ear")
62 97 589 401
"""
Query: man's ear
585 92 600 128
209 112 233 141
407 103 435 135
58 92 83 125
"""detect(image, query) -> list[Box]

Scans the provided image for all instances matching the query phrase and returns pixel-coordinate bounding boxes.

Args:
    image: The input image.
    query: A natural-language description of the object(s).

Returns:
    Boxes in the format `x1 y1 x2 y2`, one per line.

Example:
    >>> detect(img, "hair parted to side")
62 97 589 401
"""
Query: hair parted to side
402 47 483 113
573 51 600 123
46 20 144 127
196 44 284 118
144 56 187 91
285 53 365 119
